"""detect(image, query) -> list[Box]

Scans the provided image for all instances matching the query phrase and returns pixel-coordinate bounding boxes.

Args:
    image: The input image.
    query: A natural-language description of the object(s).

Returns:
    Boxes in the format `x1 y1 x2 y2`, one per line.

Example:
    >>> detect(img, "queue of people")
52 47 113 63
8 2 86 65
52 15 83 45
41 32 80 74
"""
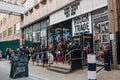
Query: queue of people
3 40 81 67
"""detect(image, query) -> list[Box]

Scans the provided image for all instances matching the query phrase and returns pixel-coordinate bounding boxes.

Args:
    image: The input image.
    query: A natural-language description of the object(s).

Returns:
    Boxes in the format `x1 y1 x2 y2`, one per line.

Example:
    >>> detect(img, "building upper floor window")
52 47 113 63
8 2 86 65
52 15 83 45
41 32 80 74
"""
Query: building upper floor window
8 27 12 36
14 22 20 34
0 33 2 40
3 30 6 38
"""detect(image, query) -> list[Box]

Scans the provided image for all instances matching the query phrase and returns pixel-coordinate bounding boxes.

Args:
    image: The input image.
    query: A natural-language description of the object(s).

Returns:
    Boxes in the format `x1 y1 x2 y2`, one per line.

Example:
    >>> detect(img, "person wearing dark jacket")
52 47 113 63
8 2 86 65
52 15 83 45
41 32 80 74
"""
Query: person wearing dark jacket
41 48 48 67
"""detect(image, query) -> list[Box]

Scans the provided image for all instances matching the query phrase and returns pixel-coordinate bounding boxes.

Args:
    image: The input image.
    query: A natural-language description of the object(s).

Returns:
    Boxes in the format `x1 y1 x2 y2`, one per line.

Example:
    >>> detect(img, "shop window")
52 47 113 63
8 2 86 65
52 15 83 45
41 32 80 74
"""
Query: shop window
24 26 33 42
33 31 40 42
40 29 47 48
8 27 12 36
92 7 109 65
48 20 72 50
41 19 49 29
55 25 62 43
48 27 55 45
26 29 29 41
33 22 40 42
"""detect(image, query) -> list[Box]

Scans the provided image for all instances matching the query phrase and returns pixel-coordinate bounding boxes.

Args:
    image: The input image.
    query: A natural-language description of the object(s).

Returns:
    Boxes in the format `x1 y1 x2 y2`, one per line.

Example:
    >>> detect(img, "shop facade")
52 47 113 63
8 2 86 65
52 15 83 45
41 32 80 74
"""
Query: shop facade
49 0 111 65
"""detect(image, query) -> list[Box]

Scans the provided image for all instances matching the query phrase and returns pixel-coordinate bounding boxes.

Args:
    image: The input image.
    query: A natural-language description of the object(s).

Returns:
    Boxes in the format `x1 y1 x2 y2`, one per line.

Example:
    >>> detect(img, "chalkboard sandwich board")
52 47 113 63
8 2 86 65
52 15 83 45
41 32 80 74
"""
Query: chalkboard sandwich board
10 54 29 79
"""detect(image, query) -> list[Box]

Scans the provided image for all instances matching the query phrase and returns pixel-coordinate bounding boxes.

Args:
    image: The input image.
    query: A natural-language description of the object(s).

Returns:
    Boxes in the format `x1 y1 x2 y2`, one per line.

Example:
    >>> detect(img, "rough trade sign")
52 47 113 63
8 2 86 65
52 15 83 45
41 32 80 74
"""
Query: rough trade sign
72 13 92 36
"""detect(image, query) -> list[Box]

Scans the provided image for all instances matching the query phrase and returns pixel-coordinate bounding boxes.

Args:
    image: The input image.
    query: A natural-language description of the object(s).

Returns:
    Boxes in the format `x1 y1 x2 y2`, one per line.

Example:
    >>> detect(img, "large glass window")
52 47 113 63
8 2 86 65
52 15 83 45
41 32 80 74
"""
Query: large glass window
48 20 72 49
63 20 71 41
14 22 20 34
92 7 109 65
33 22 40 42
40 29 47 48
23 18 49 48
29 26 33 41
48 27 55 45
25 28 29 41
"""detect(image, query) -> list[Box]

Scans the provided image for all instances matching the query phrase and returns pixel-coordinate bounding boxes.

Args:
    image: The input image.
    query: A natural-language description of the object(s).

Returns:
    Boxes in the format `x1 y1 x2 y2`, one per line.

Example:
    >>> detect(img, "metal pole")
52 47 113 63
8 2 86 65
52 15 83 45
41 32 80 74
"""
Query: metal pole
88 54 96 80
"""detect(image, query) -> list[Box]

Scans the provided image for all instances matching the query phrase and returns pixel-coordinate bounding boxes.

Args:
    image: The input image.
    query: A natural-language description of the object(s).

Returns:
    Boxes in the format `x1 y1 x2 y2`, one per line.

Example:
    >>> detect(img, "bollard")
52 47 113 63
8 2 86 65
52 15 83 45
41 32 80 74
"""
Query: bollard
104 50 111 71
88 54 96 80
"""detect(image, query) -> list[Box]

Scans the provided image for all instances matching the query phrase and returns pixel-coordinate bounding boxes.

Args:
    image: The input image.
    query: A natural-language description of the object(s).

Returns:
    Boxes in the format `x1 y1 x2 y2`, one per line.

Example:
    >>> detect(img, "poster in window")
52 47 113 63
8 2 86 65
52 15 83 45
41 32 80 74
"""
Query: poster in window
49 33 53 43
64 29 70 41
102 34 110 42
56 30 61 42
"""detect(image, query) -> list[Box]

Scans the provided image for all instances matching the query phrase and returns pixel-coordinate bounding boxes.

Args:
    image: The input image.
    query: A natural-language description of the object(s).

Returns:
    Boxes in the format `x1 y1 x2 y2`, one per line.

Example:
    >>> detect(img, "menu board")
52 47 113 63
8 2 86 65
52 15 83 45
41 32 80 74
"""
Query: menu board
10 54 29 79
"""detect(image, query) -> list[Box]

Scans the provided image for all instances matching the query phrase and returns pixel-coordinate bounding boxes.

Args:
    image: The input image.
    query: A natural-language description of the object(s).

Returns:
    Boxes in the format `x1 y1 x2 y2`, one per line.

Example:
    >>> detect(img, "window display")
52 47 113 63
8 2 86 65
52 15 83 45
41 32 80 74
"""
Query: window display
63 29 70 41
40 29 47 48
92 7 110 65
55 28 61 43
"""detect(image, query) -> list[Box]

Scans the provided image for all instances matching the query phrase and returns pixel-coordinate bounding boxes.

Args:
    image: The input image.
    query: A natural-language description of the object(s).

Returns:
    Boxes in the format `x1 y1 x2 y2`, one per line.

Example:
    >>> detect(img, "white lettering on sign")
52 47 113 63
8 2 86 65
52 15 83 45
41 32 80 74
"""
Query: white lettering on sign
72 13 92 36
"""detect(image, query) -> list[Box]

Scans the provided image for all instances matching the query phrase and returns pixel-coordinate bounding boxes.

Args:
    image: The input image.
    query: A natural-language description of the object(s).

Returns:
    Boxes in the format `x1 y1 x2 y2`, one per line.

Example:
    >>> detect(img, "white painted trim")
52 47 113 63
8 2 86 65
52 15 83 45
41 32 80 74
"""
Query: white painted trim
88 71 96 79
88 54 96 63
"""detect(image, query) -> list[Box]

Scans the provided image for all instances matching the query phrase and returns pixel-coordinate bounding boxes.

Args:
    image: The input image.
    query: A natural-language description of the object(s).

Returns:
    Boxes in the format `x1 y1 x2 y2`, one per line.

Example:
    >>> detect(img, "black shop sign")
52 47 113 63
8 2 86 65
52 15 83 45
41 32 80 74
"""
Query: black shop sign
72 13 92 36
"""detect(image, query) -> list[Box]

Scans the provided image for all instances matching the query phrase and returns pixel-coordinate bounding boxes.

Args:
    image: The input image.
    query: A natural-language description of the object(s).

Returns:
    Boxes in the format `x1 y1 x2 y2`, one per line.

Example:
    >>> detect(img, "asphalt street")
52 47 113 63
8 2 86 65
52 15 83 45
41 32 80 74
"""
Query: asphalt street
0 64 48 80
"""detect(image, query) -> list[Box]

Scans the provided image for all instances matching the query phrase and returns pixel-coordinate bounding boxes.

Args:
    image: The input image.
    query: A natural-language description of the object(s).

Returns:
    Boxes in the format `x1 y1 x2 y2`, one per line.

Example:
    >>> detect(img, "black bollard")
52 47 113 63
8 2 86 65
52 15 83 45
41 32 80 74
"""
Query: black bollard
104 50 111 71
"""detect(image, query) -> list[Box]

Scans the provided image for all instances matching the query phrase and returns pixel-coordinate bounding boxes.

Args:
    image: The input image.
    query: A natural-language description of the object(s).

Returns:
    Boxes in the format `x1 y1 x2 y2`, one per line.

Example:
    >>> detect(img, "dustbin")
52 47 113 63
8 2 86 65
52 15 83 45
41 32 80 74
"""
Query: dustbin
104 50 111 71
70 49 83 71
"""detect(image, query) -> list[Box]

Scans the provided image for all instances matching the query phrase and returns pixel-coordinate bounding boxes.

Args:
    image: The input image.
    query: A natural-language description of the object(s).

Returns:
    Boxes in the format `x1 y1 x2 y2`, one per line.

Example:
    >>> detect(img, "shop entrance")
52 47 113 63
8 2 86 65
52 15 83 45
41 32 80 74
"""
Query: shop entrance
72 34 93 66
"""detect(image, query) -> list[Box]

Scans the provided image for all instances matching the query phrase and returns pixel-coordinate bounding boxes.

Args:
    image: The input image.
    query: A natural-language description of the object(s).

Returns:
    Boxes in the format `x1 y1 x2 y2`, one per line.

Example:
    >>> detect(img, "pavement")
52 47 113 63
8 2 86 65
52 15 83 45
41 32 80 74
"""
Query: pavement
0 59 120 80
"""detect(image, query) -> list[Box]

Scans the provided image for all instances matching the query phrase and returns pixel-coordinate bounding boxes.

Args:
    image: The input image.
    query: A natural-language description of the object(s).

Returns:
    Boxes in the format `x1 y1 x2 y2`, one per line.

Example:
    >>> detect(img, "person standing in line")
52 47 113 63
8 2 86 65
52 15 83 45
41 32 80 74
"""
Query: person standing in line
6 48 11 60
56 41 62 62
41 48 48 67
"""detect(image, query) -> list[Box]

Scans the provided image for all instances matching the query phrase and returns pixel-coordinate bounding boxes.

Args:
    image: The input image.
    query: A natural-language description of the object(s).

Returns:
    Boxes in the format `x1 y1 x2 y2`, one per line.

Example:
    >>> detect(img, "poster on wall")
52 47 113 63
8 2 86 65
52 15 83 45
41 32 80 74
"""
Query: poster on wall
72 13 92 36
